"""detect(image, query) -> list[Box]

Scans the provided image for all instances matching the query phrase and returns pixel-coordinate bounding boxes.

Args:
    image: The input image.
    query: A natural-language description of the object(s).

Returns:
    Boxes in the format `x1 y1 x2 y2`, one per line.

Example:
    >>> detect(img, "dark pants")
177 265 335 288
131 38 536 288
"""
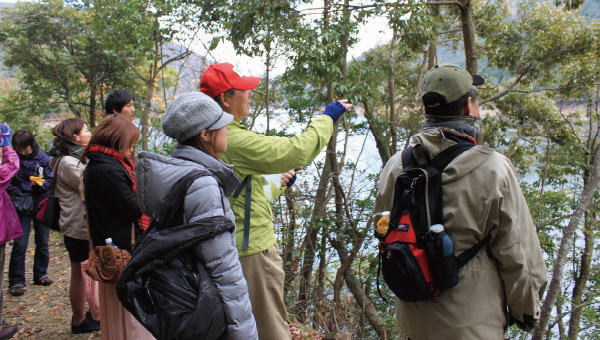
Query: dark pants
8 213 50 287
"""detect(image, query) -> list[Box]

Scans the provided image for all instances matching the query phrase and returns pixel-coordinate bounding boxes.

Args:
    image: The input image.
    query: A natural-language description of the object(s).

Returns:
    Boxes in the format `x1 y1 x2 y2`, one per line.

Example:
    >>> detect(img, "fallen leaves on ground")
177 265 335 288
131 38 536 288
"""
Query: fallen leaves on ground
3 231 100 339
290 323 325 339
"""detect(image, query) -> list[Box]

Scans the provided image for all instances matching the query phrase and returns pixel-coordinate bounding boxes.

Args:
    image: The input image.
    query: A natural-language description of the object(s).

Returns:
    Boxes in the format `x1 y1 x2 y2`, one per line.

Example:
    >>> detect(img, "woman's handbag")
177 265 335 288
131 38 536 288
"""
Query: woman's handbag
35 156 64 231
36 195 60 231
86 243 131 284
12 194 34 214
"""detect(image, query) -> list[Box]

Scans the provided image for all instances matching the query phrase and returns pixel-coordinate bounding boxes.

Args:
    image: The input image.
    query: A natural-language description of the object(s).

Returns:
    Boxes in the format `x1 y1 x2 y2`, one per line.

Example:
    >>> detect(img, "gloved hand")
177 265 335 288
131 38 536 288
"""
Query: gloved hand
322 101 347 123
30 175 45 186
286 174 297 188
509 314 538 332
280 168 298 188
1 123 12 147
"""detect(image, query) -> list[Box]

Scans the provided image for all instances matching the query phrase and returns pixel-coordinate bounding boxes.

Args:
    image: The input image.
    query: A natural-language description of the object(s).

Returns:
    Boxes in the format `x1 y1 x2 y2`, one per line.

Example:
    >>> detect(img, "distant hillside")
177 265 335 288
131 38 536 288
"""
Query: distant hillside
162 42 208 94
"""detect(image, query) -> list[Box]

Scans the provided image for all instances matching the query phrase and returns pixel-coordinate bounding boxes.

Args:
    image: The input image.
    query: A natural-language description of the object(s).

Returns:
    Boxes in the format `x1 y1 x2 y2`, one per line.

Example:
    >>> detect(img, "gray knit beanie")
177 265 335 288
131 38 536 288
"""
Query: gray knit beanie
162 91 233 142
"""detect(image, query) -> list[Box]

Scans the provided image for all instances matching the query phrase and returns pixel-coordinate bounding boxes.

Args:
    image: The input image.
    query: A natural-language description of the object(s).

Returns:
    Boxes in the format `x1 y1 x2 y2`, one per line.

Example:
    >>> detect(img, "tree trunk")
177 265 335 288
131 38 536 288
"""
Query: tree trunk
315 224 328 299
567 174 597 339
566 215 595 340
362 102 391 164
533 145 600 339
427 5 439 70
458 0 477 74
89 81 97 128
296 160 332 322
282 190 298 299
141 75 155 151
265 41 271 136
388 26 398 153
556 295 565 339
140 19 161 151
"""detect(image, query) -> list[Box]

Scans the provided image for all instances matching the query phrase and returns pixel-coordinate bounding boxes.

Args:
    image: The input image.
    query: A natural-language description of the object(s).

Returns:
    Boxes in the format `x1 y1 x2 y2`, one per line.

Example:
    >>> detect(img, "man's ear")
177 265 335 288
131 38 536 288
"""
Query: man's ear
463 97 479 117
465 96 481 118
219 93 231 108
462 97 472 116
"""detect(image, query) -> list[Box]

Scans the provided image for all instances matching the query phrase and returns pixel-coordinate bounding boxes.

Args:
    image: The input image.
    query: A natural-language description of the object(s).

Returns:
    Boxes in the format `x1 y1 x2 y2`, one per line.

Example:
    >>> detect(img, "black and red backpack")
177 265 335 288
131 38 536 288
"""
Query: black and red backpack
376 142 490 302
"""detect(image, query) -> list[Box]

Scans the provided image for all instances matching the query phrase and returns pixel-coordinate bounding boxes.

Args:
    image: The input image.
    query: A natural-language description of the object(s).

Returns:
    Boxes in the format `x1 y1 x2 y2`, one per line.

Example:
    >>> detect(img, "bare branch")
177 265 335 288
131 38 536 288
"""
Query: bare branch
535 214 573 230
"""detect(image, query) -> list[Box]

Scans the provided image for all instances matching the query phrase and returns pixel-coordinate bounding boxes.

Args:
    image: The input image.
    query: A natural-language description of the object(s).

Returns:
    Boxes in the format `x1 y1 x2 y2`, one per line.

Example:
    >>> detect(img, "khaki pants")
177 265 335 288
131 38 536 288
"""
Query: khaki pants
240 244 291 340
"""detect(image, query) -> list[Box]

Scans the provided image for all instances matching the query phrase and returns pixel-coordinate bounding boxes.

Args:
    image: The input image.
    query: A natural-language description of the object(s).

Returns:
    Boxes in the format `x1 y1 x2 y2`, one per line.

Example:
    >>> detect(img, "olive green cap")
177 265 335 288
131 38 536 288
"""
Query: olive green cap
420 64 484 105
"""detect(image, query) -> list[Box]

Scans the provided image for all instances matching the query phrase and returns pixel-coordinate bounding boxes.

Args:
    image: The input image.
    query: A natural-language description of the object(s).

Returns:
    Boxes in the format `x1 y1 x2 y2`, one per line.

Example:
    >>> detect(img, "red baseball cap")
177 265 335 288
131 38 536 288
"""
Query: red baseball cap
200 63 262 98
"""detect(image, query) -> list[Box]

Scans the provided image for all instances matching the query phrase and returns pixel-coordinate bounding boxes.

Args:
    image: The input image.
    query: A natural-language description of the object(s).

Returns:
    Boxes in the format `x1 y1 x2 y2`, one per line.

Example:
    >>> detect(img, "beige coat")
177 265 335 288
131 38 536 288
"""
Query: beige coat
52 156 87 240
374 129 547 340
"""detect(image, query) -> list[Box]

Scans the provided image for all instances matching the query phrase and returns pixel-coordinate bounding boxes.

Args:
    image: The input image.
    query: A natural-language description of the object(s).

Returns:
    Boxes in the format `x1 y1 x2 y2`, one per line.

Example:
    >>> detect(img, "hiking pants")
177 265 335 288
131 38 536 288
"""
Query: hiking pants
240 244 291 340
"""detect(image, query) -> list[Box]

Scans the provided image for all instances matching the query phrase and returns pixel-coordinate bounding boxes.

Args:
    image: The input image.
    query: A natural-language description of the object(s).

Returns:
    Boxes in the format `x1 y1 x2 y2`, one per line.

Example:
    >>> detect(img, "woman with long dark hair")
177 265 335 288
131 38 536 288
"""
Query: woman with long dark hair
49 118 100 334
83 114 154 340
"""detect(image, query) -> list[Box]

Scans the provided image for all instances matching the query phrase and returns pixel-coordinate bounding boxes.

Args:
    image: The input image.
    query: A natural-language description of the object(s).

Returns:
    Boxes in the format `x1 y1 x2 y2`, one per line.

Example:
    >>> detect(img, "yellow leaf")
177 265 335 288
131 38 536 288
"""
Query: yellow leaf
38 295 46 300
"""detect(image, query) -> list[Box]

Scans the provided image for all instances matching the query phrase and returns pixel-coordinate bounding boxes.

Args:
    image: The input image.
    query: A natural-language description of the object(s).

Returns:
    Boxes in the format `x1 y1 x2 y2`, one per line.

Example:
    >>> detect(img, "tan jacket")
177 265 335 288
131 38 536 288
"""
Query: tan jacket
374 129 547 340
52 156 87 240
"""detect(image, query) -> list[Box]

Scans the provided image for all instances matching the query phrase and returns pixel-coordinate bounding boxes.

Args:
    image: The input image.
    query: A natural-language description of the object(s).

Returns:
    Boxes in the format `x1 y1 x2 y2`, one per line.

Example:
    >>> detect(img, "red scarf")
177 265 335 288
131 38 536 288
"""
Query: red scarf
86 145 150 232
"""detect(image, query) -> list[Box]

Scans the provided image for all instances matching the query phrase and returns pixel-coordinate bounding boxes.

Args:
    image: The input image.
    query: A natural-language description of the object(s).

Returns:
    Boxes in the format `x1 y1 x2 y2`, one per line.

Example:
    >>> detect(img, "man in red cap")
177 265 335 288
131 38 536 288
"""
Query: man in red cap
200 62 352 340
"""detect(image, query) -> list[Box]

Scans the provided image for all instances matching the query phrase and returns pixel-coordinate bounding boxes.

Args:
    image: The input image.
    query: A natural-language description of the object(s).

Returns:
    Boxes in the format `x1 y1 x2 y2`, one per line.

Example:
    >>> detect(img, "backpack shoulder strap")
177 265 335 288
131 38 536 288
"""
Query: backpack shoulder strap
429 143 474 173
401 144 433 169
232 176 252 250
153 170 207 231
456 234 492 269
49 156 65 195
401 146 414 169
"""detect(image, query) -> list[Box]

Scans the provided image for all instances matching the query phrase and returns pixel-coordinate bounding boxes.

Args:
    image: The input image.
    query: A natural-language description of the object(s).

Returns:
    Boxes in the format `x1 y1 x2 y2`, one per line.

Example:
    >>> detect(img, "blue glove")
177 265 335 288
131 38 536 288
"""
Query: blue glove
1 123 12 147
322 101 347 123
286 174 297 188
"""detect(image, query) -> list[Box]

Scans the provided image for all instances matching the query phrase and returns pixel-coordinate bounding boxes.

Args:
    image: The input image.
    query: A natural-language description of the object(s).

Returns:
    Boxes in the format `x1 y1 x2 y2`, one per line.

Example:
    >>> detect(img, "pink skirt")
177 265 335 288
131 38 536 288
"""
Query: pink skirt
99 282 155 340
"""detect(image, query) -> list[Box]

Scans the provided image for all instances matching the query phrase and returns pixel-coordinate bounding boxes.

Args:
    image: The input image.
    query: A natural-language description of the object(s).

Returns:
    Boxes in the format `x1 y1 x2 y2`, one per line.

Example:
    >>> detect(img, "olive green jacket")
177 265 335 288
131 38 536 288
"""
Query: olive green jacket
374 129 547 340
219 115 334 257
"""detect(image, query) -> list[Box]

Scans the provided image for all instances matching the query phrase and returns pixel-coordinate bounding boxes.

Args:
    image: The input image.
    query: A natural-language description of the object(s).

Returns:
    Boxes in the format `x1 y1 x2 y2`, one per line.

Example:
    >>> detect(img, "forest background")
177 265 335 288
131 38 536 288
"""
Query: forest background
0 0 598 339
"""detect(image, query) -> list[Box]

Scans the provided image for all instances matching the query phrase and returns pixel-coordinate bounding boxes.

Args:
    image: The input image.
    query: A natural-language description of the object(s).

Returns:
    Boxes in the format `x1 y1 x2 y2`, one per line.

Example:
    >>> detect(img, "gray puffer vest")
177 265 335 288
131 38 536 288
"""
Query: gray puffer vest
136 146 258 340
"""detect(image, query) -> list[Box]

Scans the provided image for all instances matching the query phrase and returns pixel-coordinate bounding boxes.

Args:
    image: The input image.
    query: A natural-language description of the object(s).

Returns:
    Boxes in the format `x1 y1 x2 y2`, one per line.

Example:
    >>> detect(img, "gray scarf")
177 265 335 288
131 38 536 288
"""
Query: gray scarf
421 115 482 139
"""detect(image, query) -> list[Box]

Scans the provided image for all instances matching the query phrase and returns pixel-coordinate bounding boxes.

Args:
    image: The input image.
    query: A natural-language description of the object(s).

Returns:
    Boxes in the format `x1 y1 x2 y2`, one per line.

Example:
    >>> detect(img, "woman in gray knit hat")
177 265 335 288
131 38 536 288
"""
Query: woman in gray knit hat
134 91 258 340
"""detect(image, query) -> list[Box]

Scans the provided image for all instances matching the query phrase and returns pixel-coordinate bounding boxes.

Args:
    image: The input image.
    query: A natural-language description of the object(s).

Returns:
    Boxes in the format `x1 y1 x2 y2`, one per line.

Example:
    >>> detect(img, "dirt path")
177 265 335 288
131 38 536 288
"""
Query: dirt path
2 230 323 340
3 230 99 339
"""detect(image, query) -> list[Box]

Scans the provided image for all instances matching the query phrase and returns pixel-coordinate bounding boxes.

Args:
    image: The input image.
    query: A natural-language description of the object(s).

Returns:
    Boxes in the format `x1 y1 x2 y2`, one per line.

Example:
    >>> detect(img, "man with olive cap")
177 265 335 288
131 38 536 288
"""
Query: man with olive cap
200 62 353 340
373 64 547 339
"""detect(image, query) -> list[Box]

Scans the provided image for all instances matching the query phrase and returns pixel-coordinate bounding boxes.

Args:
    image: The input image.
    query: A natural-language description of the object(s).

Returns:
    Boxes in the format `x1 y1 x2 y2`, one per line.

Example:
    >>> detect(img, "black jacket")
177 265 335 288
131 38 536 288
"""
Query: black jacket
84 152 142 252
